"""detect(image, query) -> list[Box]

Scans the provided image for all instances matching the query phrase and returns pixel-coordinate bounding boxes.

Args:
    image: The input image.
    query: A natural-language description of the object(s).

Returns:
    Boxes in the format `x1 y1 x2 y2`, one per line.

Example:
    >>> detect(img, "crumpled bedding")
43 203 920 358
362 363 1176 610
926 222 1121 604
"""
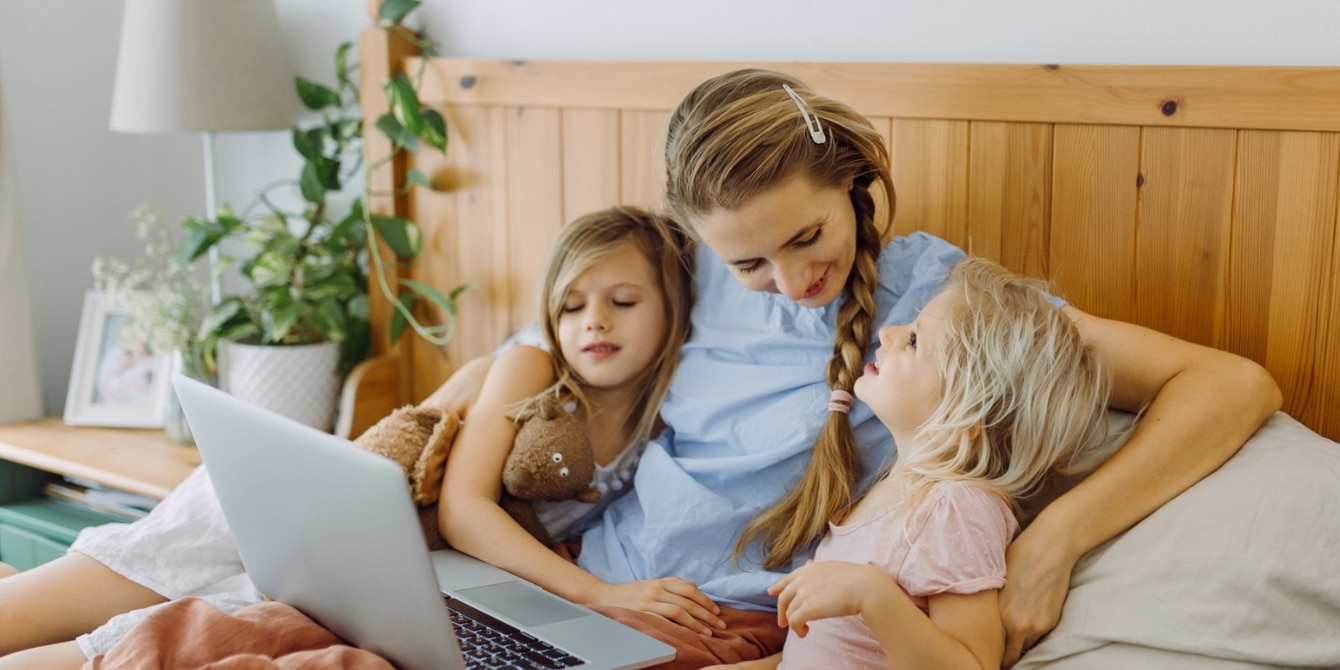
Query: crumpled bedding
82 598 392 670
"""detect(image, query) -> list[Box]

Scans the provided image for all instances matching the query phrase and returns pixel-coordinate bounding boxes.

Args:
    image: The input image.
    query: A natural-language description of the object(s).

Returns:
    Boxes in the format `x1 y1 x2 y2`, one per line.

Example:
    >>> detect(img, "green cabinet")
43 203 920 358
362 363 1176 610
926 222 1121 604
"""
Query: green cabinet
0 460 125 571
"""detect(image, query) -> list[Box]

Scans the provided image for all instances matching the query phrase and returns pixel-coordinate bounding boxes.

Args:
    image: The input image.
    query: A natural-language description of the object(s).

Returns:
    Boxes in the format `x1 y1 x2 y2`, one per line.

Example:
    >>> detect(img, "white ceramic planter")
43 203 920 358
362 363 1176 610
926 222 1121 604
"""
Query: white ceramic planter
217 340 342 432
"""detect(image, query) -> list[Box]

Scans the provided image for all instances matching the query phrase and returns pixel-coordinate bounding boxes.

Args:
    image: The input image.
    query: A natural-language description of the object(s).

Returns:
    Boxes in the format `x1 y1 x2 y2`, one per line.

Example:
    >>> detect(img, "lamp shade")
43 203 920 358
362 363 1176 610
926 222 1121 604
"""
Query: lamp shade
110 0 298 133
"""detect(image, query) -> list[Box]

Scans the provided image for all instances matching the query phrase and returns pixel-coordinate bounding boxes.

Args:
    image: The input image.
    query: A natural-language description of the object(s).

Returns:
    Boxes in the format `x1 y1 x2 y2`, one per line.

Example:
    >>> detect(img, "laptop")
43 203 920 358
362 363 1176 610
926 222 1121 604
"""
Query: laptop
173 374 675 670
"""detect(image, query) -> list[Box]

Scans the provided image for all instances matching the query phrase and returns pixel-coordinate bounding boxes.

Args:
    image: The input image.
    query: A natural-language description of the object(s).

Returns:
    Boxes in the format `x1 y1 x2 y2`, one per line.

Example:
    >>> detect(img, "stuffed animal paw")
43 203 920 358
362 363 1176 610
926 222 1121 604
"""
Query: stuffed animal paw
353 405 460 551
354 405 460 505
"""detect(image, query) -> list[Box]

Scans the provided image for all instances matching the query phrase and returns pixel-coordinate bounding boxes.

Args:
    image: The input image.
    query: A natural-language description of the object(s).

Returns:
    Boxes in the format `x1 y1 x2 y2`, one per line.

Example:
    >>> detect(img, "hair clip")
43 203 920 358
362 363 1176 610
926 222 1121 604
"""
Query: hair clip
782 84 827 145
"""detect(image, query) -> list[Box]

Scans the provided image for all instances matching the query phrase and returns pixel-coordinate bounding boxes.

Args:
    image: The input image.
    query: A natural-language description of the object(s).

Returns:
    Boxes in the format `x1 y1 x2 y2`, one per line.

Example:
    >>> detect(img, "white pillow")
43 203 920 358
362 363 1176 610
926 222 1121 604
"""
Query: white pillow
1018 412 1340 669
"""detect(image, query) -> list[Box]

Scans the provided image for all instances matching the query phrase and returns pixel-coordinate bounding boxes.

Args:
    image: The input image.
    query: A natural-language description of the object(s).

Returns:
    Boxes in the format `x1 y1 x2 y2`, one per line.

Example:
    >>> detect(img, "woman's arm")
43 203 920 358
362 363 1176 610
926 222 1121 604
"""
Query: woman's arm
771 561 1000 670
436 346 725 635
1000 305 1282 664
420 354 495 419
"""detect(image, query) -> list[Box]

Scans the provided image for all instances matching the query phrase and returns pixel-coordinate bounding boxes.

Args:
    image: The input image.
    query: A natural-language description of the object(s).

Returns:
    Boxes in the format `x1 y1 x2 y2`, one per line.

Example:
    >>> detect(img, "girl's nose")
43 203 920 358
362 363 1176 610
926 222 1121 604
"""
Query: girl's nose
878 324 897 344
584 305 610 331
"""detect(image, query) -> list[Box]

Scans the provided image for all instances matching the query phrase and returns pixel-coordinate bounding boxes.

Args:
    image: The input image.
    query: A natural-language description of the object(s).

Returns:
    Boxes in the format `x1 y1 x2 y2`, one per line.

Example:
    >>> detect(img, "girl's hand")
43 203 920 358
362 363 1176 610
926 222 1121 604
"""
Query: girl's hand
590 578 726 636
768 560 893 637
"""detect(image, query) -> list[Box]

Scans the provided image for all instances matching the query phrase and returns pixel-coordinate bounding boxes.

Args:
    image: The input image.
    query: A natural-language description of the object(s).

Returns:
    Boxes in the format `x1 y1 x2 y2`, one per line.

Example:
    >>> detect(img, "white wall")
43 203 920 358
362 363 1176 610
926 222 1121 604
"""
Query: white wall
1 0 1336 416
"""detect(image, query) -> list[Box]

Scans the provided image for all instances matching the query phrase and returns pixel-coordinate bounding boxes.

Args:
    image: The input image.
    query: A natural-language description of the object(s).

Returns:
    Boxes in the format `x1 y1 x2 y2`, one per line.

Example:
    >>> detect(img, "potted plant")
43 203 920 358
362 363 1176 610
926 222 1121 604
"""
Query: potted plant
177 3 463 432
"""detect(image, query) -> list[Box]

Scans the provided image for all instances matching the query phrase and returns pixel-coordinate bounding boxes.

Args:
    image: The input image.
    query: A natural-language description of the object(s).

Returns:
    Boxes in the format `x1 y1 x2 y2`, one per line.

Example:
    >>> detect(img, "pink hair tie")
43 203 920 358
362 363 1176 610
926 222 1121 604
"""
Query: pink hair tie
827 390 854 414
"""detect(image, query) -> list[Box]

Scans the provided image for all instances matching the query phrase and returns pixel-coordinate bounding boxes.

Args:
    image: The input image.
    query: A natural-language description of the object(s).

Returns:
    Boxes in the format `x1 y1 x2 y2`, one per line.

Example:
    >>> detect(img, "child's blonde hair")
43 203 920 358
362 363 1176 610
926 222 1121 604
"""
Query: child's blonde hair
664 68 894 570
511 206 695 451
893 257 1111 514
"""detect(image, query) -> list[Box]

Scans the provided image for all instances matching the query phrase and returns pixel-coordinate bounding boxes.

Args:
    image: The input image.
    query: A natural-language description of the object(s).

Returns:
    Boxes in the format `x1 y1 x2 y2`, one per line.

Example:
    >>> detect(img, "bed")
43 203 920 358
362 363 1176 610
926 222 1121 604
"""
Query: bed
338 22 1340 670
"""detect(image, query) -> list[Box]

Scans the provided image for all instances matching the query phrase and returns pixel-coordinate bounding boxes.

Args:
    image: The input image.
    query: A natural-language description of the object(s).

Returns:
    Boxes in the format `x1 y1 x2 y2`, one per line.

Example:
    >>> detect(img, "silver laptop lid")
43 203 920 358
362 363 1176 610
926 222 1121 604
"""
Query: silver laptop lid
173 374 463 670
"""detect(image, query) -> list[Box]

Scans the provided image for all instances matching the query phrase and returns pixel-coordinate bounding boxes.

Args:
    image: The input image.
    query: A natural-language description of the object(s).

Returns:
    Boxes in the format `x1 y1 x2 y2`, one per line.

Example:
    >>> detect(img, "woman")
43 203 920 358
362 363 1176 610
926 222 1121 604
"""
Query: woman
442 68 1280 668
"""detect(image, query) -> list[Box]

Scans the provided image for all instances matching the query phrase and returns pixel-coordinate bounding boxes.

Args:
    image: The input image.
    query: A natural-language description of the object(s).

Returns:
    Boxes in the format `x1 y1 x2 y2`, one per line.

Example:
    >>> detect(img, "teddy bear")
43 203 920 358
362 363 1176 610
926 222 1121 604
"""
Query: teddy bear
498 392 601 546
352 391 600 549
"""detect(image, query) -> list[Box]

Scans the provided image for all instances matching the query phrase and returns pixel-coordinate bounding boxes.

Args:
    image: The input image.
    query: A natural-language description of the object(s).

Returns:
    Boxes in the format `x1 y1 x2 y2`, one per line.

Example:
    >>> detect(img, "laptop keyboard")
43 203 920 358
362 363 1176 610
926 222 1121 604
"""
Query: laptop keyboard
445 595 586 669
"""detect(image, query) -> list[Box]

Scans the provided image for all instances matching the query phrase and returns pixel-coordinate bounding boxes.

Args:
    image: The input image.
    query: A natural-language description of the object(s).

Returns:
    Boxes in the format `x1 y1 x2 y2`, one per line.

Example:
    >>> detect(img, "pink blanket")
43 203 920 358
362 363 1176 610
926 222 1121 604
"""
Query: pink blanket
83 598 393 669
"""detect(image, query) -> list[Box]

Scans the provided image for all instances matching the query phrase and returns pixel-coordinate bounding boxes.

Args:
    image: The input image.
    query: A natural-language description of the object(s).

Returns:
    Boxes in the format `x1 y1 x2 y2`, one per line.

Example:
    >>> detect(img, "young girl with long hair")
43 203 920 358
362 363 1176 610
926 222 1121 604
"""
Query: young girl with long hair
0 205 696 670
748 257 1112 669
436 205 714 620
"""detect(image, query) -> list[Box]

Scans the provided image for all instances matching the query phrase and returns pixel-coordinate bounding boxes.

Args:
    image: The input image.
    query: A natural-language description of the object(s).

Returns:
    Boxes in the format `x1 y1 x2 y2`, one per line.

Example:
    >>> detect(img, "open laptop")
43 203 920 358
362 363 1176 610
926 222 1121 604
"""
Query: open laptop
173 375 674 670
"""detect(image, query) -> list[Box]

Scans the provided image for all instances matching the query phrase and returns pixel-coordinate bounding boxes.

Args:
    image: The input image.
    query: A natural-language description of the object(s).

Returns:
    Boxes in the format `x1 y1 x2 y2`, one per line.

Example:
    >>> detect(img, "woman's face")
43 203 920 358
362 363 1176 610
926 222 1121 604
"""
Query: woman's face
693 173 857 308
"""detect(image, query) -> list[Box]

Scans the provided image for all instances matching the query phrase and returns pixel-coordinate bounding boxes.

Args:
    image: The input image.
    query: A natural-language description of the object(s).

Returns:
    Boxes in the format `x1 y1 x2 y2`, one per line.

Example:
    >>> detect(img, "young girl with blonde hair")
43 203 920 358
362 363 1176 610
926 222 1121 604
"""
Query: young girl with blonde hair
438 204 716 624
757 256 1111 669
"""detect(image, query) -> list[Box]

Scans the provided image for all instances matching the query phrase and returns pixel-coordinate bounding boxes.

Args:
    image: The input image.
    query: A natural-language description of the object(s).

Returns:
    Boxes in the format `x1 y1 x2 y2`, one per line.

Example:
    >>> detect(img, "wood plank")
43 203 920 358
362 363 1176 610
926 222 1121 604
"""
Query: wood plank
562 109 622 225
415 59 1340 132
967 121 1052 277
1049 125 1141 322
619 110 670 210
508 107 565 336
1135 127 1237 346
889 119 969 249
1229 130 1339 432
1319 191 1340 441
411 105 511 400
337 355 400 439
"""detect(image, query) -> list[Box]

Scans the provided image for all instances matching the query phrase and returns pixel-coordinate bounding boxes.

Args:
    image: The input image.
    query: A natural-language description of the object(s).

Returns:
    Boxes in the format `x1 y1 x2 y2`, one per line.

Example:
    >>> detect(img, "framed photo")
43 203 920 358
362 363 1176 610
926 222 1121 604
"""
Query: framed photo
63 290 171 428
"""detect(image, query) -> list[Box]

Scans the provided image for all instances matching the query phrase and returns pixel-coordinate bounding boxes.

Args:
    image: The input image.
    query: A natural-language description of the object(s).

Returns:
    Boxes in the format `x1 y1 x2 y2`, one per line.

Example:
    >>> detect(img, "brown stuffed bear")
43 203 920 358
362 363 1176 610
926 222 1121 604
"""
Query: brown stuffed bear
352 405 459 550
500 392 601 545
353 392 600 549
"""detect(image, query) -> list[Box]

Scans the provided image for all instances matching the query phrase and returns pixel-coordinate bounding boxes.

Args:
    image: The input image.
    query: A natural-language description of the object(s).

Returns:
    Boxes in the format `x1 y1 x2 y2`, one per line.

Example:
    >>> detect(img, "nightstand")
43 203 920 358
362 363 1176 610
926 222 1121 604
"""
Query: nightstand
0 417 200 570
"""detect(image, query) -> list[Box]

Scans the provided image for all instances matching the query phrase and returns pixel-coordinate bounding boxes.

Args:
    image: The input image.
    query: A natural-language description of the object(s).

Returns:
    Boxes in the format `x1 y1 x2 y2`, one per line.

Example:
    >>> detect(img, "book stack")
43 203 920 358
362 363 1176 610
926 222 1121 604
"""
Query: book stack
42 478 157 522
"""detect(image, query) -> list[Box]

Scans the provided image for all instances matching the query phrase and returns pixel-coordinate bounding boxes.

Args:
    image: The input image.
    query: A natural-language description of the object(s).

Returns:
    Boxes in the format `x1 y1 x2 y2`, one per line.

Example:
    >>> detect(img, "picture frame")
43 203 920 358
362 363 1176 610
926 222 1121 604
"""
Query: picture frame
63 289 171 428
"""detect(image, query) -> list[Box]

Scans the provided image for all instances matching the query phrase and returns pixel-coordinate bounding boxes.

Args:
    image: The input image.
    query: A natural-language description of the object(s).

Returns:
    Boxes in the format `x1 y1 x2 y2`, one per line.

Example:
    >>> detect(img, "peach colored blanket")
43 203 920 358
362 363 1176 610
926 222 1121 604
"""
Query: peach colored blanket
83 598 393 669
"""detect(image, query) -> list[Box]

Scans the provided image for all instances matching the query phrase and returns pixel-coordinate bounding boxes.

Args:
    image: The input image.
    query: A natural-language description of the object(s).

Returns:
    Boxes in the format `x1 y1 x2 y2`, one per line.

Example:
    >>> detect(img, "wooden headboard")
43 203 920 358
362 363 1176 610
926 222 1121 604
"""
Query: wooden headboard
348 26 1340 443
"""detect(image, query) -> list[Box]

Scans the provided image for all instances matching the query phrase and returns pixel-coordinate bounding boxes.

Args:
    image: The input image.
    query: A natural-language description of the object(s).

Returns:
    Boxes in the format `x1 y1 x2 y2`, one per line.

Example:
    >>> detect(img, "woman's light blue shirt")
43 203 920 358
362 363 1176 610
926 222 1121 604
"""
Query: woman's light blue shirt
577 231 966 610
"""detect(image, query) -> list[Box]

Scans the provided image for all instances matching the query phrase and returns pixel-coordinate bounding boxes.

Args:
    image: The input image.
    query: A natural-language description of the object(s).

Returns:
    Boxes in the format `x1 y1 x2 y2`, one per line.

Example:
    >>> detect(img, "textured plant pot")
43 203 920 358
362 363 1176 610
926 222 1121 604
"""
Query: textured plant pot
217 340 341 432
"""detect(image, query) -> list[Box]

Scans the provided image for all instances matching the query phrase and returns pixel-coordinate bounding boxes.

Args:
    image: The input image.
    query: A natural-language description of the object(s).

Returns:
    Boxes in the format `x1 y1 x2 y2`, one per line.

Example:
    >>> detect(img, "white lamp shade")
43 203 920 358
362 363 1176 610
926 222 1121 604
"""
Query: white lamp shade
110 0 298 133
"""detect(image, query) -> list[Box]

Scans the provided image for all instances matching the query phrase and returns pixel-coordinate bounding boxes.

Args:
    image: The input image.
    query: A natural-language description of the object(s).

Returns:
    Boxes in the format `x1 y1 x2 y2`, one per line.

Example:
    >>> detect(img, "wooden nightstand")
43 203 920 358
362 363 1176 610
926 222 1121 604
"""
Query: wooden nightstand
0 417 200 570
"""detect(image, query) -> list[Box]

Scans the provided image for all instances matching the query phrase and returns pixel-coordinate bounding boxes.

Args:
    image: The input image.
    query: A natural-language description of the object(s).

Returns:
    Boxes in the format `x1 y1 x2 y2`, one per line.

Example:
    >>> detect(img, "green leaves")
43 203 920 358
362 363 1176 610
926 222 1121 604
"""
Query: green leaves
378 0 420 25
388 281 473 345
370 215 422 258
178 206 245 263
296 77 341 111
383 74 446 153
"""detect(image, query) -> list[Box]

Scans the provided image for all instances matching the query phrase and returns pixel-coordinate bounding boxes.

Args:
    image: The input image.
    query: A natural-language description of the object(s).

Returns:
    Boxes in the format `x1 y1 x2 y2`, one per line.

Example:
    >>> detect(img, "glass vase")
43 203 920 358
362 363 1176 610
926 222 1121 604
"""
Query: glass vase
162 347 205 445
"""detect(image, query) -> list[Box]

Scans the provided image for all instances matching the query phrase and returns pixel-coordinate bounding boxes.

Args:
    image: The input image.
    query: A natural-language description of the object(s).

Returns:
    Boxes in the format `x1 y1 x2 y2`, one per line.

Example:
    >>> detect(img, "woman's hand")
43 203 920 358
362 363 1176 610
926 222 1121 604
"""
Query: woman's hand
589 577 726 636
768 560 892 637
999 520 1077 667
